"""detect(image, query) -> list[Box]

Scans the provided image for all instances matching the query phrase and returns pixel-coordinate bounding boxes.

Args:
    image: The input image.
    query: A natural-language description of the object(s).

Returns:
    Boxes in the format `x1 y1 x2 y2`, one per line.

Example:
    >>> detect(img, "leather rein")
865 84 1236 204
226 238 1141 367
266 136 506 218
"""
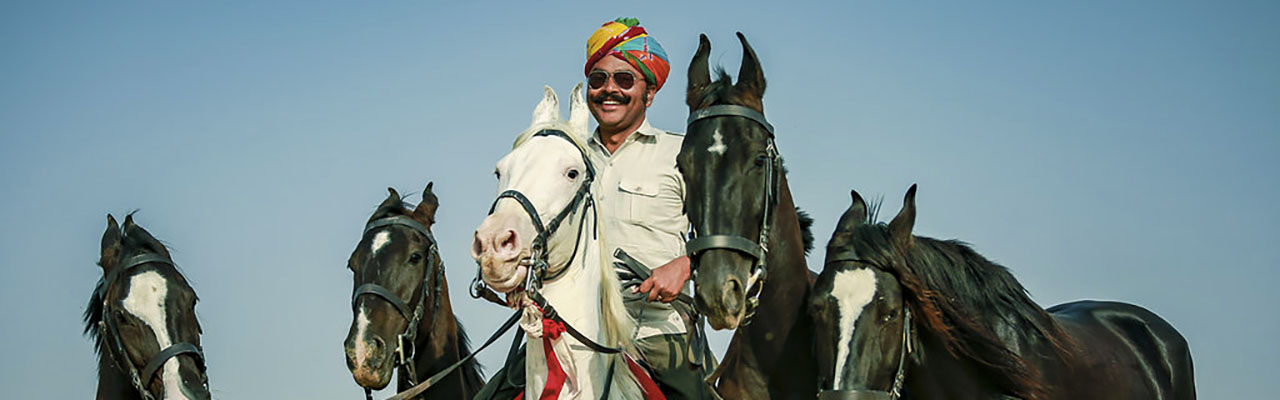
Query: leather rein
95 253 207 400
684 104 780 325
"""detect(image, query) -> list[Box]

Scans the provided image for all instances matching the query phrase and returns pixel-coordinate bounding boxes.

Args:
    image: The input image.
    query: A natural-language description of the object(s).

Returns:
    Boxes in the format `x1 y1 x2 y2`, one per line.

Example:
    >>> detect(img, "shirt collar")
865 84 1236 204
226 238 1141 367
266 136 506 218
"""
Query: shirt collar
592 118 657 150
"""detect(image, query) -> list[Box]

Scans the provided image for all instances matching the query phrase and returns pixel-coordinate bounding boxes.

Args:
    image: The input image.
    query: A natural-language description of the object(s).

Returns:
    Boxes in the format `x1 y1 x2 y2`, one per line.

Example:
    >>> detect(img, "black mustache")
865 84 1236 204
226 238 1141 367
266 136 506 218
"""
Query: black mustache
591 92 631 105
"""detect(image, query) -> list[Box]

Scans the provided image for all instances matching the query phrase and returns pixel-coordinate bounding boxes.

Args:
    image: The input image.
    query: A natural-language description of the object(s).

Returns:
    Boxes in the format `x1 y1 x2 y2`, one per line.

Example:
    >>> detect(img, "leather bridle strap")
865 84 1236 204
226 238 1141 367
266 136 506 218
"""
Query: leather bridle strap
525 290 622 355
141 342 205 386
687 105 775 136
383 310 524 400
351 283 413 319
685 235 766 261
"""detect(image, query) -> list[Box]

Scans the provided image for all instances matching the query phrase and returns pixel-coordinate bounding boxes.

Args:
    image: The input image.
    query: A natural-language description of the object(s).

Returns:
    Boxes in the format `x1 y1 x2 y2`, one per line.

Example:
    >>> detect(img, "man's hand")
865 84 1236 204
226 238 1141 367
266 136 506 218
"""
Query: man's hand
634 256 691 303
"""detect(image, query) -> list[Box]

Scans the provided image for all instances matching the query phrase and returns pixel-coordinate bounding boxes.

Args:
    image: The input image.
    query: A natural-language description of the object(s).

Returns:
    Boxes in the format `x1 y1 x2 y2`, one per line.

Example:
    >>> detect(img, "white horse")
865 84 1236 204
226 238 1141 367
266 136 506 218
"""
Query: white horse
471 84 652 399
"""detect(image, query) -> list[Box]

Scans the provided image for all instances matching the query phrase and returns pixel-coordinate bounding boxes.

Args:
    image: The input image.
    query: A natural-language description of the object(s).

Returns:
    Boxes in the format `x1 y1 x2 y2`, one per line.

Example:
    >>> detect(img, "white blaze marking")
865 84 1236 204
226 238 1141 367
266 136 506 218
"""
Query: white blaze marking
122 271 191 400
708 130 727 154
370 231 391 255
353 307 371 365
831 268 877 389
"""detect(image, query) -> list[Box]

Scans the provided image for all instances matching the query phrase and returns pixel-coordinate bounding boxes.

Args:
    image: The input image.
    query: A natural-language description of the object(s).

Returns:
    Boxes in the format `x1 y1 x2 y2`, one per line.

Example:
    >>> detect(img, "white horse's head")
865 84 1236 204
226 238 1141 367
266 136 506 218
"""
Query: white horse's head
471 84 592 293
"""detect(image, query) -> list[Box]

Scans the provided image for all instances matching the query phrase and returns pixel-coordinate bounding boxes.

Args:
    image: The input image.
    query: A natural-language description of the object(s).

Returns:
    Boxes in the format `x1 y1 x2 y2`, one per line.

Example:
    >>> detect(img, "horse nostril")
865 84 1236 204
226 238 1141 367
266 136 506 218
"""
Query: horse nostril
723 277 744 314
471 232 486 257
370 336 386 356
498 229 518 253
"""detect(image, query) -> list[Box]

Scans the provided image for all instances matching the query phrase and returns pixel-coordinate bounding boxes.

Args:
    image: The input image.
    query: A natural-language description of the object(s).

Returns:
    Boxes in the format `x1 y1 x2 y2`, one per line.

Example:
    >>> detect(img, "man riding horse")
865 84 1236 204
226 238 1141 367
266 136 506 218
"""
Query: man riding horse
477 17 713 400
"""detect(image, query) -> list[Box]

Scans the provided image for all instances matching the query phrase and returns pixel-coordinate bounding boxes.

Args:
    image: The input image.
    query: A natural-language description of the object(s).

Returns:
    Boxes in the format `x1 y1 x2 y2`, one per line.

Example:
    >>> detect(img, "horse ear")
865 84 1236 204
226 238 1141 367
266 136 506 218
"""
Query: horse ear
414 182 439 225
888 184 918 249
686 34 711 109
567 82 590 141
122 214 170 258
100 214 122 271
835 189 868 233
379 187 403 210
734 32 766 102
531 85 560 127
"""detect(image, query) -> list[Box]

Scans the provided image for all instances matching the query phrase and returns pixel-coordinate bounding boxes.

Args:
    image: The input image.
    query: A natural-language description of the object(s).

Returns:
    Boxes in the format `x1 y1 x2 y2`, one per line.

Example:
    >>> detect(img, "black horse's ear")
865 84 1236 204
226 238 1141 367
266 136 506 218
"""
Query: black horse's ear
687 34 712 109
122 214 171 258
378 187 403 210
835 189 868 233
100 214 122 271
888 184 918 250
734 32 766 102
415 182 439 225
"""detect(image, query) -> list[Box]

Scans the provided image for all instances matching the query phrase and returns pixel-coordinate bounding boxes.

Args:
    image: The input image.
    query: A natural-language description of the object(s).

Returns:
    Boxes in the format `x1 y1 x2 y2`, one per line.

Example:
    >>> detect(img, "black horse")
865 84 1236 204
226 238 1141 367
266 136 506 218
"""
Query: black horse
343 183 484 399
85 214 211 400
809 185 1197 399
678 33 818 399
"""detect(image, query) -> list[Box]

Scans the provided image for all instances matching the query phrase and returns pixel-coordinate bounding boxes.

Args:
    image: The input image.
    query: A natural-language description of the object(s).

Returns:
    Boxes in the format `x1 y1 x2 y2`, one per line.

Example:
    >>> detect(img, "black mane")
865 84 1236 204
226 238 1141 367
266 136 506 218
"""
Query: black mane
844 223 1073 399
451 320 486 392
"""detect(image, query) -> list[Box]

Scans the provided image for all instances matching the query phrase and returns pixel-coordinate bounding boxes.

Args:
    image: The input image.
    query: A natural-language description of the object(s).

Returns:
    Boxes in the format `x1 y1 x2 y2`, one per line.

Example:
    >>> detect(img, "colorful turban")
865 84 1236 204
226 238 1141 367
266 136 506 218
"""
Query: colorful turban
585 17 670 92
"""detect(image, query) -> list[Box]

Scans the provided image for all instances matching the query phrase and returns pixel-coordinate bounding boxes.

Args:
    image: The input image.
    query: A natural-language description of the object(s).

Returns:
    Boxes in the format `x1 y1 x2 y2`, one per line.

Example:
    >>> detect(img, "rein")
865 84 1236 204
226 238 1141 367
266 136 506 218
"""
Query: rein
684 104 780 325
96 253 207 400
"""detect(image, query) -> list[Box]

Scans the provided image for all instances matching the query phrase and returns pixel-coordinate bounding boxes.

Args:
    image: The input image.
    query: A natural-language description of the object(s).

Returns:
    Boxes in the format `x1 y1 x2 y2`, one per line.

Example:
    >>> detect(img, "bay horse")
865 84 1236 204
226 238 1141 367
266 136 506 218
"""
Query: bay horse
343 183 484 399
85 214 211 400
679 33 818 399
471 84 657 399
809 185 1197 399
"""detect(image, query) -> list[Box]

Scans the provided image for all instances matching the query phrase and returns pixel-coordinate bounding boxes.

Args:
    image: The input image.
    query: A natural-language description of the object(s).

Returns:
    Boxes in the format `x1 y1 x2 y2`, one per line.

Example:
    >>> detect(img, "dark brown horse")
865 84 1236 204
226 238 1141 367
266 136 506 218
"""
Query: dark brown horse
809 185 1196 399
679 33 818 399
343 183 484 399
85 214 211 400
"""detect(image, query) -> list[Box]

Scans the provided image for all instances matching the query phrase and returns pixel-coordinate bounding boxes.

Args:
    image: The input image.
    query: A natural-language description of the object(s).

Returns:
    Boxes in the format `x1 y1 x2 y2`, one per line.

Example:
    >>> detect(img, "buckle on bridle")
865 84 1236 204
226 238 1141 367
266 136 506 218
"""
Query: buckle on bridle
396 333 415 366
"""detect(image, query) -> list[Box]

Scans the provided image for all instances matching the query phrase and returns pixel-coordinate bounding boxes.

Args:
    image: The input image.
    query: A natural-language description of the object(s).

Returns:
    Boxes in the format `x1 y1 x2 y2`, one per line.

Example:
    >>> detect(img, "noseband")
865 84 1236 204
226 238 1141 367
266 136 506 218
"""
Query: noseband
96 253 206 400
685 104 779 324
816 254 913 400
350 214 444 399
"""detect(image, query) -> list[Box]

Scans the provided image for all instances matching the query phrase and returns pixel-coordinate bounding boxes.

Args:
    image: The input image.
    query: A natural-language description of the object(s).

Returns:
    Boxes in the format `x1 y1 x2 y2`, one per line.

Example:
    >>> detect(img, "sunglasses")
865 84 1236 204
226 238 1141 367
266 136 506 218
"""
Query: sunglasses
587 70 640 90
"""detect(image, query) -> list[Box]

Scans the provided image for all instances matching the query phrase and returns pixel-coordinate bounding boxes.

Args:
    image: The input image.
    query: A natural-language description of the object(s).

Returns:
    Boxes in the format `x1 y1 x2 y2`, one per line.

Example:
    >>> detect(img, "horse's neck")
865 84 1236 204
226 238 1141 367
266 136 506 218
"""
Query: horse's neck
410 280 479 398
722 175 819 397
540 208 602 337
96 351 141 400
748 175 811 341
904 325 1004 399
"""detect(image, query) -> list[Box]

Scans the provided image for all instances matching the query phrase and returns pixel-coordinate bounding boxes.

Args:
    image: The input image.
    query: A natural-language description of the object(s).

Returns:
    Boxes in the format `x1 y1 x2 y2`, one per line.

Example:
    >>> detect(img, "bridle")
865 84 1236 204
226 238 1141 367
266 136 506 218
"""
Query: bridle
470 128 624 356
96 253 207 400
351 214 444 400
684 104 779 324
815 254 913 400
472 128 598 302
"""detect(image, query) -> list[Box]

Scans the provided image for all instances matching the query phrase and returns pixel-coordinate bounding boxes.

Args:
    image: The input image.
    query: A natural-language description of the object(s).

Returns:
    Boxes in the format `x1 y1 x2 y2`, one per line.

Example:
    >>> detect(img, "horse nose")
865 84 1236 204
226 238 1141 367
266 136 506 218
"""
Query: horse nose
344 334 387 369
472 228 520 260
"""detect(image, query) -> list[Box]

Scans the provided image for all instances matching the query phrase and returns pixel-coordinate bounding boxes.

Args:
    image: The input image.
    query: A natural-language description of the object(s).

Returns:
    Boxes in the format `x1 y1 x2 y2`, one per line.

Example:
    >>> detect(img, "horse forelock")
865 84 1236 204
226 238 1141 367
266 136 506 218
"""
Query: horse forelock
845 223 1072 400
689 68 763 113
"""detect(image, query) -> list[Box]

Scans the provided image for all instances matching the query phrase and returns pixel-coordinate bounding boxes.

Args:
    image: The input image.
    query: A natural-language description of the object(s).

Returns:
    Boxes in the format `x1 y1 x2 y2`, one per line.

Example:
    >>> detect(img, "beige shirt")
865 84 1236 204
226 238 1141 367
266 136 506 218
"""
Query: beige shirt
588 119 690 339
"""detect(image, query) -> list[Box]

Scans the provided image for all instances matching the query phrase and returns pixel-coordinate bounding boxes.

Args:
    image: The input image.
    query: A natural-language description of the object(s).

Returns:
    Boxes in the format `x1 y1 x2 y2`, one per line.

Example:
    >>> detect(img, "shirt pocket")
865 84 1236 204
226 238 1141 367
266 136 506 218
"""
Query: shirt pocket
617 178 661 224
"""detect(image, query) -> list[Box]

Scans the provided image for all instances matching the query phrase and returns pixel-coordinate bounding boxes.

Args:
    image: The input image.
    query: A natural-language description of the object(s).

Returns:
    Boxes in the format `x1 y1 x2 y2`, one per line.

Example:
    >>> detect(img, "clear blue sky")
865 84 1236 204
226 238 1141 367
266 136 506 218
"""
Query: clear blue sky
2 1 1276 398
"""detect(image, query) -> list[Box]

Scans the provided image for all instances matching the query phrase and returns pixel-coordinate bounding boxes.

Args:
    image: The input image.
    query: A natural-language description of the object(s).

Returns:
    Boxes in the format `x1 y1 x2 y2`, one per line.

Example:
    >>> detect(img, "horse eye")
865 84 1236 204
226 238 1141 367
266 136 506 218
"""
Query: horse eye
408 253 423 264
755 155 767 166
567 169 580 180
